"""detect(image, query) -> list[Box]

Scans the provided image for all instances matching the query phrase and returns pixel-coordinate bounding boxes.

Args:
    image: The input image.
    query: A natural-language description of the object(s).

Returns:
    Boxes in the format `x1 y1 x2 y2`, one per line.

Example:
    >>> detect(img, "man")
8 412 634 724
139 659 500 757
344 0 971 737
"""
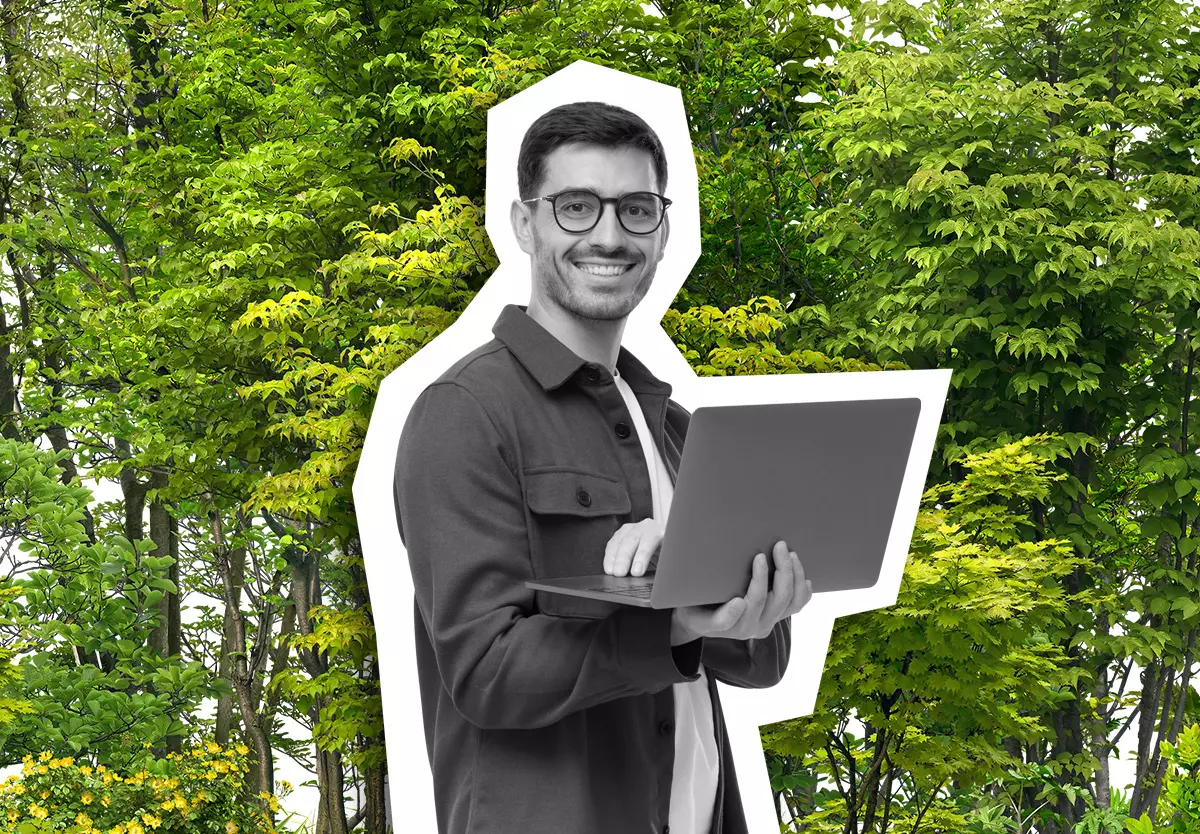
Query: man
394 100 812 834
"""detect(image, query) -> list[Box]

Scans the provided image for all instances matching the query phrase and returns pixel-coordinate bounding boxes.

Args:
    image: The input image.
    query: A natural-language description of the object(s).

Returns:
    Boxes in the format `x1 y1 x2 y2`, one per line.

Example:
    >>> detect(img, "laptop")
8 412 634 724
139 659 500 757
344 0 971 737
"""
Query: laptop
524 397 922 609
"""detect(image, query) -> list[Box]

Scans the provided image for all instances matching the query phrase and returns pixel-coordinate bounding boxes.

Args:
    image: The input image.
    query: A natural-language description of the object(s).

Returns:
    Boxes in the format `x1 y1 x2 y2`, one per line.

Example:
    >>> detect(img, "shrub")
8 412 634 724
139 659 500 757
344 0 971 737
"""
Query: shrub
0 742 281 834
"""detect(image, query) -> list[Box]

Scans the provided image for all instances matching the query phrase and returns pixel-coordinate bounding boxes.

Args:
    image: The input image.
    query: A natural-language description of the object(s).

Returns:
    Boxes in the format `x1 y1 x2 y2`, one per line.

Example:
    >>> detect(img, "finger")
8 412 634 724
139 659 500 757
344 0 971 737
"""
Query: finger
677 597 747 637
630 532 661 577
604 527 633 576
705 597 747 634
788 552 813 615
603 530 620 574
763 541 794 623
611 533 639 577
742 553 769 621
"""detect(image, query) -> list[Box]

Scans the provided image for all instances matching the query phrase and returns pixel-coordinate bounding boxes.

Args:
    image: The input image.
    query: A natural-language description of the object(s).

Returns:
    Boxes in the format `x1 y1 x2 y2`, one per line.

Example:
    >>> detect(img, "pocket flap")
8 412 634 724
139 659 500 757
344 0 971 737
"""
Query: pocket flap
524 469 631 517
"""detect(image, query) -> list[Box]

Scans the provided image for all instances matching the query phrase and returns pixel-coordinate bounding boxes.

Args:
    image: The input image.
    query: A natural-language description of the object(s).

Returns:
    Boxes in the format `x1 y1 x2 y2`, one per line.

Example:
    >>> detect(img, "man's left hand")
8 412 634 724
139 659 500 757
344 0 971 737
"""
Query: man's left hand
671 540 812 644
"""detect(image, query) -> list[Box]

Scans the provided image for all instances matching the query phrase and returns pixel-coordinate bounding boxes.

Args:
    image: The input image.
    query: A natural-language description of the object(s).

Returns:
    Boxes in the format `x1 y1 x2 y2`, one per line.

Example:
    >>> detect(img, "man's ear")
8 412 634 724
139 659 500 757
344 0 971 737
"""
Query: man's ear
511 199 536 256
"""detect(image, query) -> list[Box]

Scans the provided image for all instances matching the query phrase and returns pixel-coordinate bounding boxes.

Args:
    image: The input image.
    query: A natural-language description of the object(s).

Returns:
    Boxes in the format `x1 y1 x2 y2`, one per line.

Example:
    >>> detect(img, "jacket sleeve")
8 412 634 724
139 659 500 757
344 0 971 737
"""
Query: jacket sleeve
700 619 791 689
395 381 702 731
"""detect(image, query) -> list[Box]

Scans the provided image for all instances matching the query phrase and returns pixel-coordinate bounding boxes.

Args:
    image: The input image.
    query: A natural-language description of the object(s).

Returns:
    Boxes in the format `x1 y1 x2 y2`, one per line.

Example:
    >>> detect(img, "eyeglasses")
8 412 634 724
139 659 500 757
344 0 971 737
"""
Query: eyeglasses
523 189 672 235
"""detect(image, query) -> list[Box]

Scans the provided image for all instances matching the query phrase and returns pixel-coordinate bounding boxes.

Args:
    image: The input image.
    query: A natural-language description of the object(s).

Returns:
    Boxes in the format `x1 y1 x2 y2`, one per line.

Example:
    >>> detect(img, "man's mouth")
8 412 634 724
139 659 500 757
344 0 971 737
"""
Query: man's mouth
571 260 635 276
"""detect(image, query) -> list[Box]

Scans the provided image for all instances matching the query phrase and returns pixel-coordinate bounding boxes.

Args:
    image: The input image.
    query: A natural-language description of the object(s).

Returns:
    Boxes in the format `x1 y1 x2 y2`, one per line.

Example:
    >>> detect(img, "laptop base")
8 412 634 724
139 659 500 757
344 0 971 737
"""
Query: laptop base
526 574 657 608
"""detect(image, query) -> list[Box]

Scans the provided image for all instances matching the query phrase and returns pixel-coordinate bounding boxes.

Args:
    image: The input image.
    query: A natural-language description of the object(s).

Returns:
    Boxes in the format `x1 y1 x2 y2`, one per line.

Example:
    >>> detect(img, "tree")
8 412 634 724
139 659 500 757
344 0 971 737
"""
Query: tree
772 0 1200 827
765 436 1084 833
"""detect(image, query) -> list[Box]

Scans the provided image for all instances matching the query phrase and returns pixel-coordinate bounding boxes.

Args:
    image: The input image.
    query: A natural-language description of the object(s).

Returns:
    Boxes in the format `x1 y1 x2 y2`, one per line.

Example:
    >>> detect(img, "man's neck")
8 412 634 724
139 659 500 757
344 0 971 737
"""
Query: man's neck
526 298 626 372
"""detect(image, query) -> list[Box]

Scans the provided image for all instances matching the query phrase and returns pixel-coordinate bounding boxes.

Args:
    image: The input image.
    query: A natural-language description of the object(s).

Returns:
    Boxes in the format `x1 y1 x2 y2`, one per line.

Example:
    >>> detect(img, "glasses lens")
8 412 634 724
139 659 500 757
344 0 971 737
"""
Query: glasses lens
554 191 601 231
618 193 664 233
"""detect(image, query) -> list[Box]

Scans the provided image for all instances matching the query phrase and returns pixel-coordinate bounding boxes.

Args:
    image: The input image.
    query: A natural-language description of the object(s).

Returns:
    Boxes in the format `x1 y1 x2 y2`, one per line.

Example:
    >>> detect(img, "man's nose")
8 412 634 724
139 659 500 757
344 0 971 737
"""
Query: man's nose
587 203 625 249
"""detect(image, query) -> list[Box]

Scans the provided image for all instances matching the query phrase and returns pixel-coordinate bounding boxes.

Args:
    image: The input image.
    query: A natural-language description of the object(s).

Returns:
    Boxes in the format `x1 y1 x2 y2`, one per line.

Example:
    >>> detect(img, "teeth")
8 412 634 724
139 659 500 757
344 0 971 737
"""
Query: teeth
574 263 630 276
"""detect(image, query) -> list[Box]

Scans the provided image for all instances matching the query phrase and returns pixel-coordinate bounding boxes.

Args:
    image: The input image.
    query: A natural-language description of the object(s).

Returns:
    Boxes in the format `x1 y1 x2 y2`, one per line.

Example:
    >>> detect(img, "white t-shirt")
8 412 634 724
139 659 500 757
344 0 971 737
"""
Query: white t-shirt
613 370 719 834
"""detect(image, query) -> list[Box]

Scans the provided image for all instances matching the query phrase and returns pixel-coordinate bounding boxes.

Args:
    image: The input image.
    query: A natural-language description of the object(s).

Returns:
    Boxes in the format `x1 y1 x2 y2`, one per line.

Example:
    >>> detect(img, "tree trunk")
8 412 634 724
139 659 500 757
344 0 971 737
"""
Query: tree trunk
286 539 349 834
212 511 274 799
149 474 171 658
215 542 247 746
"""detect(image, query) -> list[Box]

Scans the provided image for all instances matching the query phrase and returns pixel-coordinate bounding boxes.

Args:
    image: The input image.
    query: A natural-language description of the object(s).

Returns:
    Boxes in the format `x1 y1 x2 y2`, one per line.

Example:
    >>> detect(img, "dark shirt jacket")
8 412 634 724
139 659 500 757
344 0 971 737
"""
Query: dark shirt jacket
394 305 792 834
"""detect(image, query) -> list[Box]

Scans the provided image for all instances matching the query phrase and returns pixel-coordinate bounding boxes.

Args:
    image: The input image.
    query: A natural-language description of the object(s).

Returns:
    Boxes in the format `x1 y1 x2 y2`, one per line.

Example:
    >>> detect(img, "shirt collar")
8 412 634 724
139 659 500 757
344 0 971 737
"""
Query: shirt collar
492 304 672 397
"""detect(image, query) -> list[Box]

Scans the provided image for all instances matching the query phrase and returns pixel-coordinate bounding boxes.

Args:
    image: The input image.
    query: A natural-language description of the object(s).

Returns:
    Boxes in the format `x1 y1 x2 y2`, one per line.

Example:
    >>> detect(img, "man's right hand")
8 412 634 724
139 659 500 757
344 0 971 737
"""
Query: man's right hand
669 540 811 646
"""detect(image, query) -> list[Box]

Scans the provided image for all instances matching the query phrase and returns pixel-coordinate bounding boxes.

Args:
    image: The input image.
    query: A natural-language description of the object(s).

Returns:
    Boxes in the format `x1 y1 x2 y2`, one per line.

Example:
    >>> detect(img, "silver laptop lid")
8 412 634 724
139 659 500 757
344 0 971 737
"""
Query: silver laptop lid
650 398 922 608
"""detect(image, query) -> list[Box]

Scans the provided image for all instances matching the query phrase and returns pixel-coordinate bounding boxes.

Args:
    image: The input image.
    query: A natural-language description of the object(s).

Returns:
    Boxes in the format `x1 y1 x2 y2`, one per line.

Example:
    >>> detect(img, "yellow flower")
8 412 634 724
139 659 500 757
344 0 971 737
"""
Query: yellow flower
128 821 145 834
226 822 239 834
214 761 230 773
11 783 24 795
204 770 218 780
268 796 281 812
38 751 52 761
82 792 95 805
7 809 17 823
142 813 162 829
96 765 107 773
101 794 111 807
77 812 94 827
29 803 48 819
40 789 50 799
206 741 221 753
35 765 48 774
80 765 93 776
235 744 249 756
191 749 205 758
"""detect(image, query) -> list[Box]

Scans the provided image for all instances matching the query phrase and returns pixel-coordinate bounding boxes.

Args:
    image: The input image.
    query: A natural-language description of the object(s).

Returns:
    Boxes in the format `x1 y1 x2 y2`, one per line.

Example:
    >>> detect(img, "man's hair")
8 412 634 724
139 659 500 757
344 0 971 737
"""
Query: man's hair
517 101 669 200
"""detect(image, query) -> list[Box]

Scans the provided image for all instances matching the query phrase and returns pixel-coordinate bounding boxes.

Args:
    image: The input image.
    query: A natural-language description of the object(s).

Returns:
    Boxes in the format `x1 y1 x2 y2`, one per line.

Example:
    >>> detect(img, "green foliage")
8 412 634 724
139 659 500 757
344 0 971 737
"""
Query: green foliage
270 606 384 771
1124 724 1200 833
0 440 211 766
4 0 1200 828
764 436 1084 831
769 0 1200 826
664 296 902 375
0 587 35 731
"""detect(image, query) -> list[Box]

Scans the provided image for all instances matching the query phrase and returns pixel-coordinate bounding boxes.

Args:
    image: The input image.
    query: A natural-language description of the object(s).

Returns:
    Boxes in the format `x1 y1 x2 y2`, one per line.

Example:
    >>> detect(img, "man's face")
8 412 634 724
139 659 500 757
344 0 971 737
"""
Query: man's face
512 142 669 323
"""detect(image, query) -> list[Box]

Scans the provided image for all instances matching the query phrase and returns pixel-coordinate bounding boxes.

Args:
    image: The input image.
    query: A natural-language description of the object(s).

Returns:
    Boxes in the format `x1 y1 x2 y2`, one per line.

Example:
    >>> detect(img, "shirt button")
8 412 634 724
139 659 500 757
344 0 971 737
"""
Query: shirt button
659 719 674 737
663 826 670 834
584 367 600 382
576 489 592 507
615 422 631 439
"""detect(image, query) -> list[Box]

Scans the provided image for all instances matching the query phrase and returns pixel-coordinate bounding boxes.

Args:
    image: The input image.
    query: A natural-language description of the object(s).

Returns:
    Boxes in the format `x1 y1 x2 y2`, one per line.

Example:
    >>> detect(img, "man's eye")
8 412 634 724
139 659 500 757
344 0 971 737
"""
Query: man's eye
562 202 594 215
622 204 648 217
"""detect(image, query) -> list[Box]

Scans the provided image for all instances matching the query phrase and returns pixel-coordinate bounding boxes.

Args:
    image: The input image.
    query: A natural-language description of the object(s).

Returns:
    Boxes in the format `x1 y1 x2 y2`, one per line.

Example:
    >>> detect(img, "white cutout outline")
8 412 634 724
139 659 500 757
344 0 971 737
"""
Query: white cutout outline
353 60 952 832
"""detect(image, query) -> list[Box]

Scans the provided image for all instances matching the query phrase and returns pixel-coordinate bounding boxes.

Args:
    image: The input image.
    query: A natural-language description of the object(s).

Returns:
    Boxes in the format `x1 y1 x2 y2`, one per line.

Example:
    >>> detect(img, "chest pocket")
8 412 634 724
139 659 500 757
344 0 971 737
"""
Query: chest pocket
524 468 631 620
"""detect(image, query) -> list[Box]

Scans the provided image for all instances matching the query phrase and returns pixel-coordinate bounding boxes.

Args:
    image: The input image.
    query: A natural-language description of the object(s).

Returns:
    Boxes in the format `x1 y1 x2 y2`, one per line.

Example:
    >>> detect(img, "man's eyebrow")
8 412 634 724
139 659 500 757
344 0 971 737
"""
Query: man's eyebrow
552 185 653 196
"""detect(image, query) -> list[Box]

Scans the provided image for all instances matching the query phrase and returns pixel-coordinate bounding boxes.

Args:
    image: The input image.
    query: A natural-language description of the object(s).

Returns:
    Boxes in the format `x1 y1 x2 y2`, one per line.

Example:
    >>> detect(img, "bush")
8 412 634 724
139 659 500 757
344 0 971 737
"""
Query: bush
0 742 281 834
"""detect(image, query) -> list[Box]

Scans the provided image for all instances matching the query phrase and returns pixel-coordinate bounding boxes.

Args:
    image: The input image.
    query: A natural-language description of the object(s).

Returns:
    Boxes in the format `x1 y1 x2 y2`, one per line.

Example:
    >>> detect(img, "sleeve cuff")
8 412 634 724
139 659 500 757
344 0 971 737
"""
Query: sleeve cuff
671 637 704 677
613 607 703 687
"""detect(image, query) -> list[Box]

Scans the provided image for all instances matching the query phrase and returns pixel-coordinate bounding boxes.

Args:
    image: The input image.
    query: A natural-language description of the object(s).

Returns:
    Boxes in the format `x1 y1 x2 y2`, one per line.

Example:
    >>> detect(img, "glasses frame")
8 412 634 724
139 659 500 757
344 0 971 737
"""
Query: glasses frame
522 189 672 235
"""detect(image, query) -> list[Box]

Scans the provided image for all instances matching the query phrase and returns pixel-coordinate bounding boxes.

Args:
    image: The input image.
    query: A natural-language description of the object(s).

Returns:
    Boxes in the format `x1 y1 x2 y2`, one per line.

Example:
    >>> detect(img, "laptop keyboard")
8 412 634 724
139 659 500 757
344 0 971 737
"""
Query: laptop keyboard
584 583 654 598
